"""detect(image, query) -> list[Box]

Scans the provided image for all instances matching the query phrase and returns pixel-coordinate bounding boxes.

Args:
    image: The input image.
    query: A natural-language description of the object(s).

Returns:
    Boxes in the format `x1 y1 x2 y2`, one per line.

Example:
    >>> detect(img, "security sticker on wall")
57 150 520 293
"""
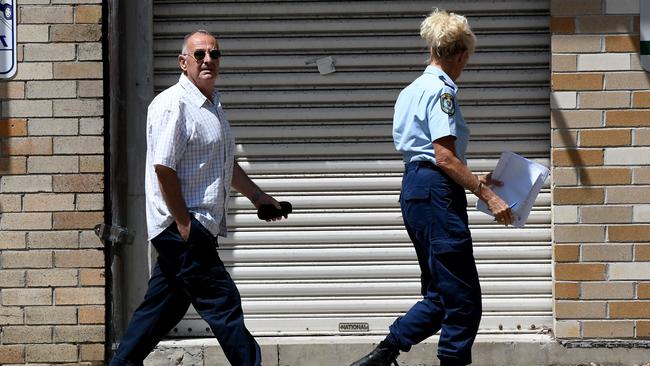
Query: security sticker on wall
642 0 650 72
0 0 16 79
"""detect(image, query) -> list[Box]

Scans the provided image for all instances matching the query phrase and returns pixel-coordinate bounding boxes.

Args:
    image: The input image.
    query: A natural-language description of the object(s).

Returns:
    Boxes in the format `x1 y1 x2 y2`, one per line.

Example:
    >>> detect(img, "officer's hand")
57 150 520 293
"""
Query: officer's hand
177 221 191 241
481 172 503 188
487 196 514 226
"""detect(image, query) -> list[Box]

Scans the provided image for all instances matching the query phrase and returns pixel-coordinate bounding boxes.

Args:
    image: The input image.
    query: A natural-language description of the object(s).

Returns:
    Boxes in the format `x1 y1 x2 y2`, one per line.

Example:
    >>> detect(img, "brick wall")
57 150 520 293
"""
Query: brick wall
551 0 650 339
0 1 105 364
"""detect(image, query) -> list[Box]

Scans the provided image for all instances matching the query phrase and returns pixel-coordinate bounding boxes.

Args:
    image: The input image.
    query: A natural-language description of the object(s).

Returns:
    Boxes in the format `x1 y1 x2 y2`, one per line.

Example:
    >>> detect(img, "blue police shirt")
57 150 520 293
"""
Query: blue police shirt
393 65 470 165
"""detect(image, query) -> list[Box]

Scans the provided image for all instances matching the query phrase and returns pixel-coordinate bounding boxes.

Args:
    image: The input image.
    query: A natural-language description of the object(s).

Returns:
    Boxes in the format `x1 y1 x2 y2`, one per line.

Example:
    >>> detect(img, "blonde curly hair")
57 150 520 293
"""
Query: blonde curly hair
420 8 476 60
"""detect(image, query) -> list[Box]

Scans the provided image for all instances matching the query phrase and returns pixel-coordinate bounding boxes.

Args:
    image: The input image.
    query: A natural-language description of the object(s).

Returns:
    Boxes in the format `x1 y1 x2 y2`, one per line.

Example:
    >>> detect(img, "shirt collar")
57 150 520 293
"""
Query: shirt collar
423 65 457 90
178 73 219 107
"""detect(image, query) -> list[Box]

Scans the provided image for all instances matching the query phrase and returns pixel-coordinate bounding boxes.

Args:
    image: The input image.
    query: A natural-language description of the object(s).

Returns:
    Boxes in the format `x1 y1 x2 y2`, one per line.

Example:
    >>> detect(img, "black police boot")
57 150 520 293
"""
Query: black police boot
349 341 399 366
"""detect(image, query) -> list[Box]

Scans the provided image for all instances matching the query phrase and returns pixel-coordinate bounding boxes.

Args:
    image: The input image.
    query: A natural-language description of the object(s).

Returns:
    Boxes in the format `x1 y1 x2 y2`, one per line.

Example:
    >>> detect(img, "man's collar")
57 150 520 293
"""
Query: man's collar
424 65 457 90
179 74 219 107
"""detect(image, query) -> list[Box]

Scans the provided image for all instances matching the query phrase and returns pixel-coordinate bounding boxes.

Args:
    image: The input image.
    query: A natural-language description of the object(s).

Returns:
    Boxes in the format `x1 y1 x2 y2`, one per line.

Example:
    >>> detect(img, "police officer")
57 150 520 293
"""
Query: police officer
349 9 513 366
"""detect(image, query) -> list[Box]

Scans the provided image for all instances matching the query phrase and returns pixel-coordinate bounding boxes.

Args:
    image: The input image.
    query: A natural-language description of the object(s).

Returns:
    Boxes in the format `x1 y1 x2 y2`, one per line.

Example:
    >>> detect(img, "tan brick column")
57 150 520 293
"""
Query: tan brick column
551 0 650 339
0 1 105 364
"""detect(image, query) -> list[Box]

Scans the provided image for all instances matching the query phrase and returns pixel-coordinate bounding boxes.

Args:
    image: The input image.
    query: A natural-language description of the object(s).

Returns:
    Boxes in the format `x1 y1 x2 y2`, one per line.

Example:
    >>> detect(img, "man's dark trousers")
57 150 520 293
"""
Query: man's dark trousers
110 217 261 366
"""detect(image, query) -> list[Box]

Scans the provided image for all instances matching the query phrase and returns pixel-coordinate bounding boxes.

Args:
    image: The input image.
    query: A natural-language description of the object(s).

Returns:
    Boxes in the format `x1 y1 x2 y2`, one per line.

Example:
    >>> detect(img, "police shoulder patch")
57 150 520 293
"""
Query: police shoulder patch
440 93 455 116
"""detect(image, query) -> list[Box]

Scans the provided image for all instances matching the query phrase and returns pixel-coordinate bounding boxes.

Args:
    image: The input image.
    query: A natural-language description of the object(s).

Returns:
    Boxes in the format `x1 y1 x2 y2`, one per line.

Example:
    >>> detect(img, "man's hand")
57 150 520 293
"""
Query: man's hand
177 220 191 241
487 195 514 226
479 172 503 188
253 191 284 221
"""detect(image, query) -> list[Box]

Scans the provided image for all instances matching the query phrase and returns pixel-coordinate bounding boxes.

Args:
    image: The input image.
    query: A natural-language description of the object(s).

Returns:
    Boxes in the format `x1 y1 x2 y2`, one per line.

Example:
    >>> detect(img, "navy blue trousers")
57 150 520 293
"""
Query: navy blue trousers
110 217 260 366
387 162 482 365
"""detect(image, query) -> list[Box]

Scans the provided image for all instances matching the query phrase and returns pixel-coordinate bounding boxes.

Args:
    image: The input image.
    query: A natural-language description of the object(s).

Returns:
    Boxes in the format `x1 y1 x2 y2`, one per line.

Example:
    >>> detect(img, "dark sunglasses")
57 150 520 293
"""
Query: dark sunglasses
189 49 221 61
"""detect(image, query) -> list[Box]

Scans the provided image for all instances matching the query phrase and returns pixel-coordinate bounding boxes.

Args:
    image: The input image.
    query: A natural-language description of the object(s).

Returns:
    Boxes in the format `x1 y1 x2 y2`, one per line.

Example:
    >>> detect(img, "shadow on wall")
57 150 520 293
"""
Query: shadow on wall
550 93 591 186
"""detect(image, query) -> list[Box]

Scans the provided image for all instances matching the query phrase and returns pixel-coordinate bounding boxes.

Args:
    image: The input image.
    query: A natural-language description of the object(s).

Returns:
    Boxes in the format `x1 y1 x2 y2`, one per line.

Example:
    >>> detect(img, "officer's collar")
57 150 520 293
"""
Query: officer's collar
179 73 220 107
423 65 457 90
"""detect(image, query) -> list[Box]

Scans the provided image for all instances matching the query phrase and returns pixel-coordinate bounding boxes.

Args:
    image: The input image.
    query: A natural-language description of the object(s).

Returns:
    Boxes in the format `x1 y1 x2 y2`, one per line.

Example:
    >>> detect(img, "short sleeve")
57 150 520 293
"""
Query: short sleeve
426 86 458 142
149 105 188 170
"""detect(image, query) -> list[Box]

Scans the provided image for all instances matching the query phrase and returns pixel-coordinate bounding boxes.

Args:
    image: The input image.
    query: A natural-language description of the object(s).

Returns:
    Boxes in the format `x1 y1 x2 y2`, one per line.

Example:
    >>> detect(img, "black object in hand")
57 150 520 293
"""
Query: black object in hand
257 201 292 220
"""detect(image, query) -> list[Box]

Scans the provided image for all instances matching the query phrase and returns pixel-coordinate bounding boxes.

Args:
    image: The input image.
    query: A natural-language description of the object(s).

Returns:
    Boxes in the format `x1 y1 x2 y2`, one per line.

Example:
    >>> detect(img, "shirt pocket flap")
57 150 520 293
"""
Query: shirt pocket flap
401 185 430 200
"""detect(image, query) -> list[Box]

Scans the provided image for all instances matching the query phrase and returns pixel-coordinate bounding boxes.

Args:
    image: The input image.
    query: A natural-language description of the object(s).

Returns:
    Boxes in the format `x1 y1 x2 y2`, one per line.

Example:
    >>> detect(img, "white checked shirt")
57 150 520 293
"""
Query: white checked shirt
145 74 235 240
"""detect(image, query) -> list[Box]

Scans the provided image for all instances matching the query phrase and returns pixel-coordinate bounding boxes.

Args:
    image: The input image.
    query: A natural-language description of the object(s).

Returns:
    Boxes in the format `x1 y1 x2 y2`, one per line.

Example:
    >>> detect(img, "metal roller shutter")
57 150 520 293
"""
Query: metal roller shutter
152 0 551 337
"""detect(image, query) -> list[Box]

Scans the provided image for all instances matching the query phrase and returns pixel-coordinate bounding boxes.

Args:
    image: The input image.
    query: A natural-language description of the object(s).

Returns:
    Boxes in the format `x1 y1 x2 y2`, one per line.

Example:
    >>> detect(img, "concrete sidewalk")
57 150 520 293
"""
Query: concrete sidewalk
142 334 650 366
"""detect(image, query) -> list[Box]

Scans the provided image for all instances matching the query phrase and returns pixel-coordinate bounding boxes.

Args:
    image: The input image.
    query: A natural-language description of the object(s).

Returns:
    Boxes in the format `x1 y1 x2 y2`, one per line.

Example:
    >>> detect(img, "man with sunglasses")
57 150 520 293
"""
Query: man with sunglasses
110 30 282 366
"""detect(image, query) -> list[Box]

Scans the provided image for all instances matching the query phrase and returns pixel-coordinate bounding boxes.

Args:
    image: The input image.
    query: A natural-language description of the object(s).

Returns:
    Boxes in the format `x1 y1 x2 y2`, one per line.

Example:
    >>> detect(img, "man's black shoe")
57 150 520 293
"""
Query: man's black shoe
349 342 399 366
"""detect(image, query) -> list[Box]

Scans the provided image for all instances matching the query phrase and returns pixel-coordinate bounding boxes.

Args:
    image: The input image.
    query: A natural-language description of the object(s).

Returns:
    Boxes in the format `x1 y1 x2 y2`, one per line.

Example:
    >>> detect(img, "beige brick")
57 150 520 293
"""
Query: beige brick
552 73 603 91
606 35 640 52
0 137 53 155
80 269 104 286
26 80 76 99
20 6 73 23
1 175 52 193
552 168 579 186
1 250 52 269
55 287 104 305
79 306 104 324
551 35 602 53
80 117 103 135
76 193 103 210
582 282 634 300
578 92 630 109
0 345 25 364
54 249 103 268
75 5 101 23
553 244 579 262
54 325 104 342
551 91 576 109
0 81 26 99
80 156 104 173
606 72 650 90
630 53 643 71
1 100 53 118
580 129 631 147
582 321 634 338
555 301 606 318
606 110 650 127
0 213 53 230
551 0 601 16
635 129 650 145
54 136 103 154
28 156 79 174
78 43 103 61
24 44 76 62
555 262 606 281
53 211 104 230
80 230 103 249
28 231 79 249
555 225 605 243
554 187 604 205
0 157 27 175
606 0 639 14
0 194 23 211
609 225 650 242
53 62 102 79
581 206 632 223
51 24 101 42
13 62 53 80
2 288 52 306
24 193 75 214
0 269 26 287
17 24 49 43
2 325 52 343
78 80 103 98
53 174 103 193
634 205 650 222
0 307 25 325
25 344 77 363
28 118 79 136
552 149 603 167
577 53 630 72
606 147 650 165
637 321 650 337
27 269 78 287
80 343 104 361
0 119 28 137
638 283 650 299
610 263 650 280
553 205 578 223
610 301 650 318
0 231 27 250
582 244 633 262
552 55 577 72
551 110 602 128
634 167 650 184
554 320 580 338
578 15 634 33
579 167 631 185
608 187 650 203
554 282 579 299
25 306 77 325
550 17 575 33
54 99 104 118
632 91 650 107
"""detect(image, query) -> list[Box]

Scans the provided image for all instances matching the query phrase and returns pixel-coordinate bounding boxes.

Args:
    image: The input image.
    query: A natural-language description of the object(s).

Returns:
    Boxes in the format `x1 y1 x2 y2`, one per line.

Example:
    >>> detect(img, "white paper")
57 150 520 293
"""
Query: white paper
476 151 550 227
